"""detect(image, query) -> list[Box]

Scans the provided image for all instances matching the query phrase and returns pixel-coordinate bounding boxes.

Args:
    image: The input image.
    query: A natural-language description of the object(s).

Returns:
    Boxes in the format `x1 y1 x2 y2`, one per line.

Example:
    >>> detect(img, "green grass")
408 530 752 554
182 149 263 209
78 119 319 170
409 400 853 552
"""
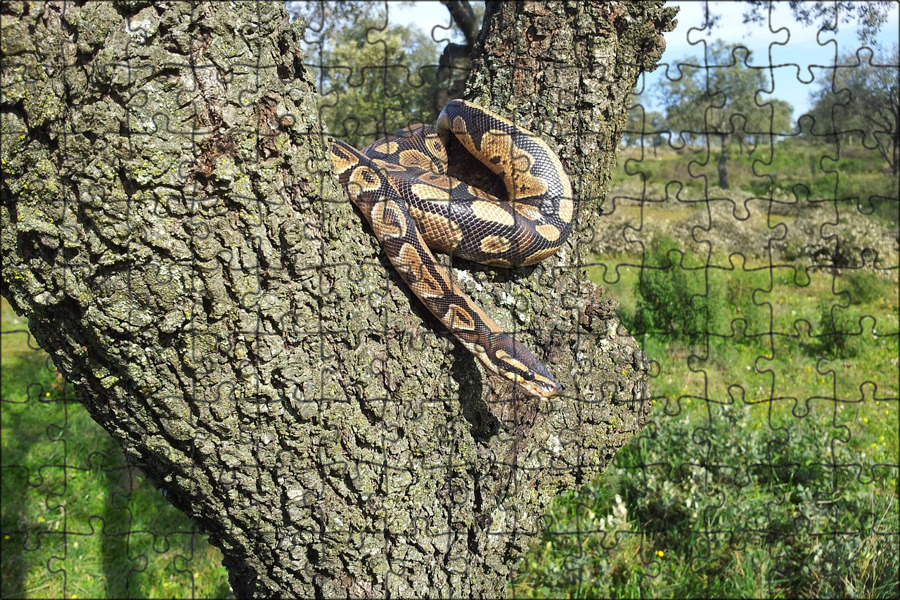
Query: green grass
1 299 231 599
513 269 898 597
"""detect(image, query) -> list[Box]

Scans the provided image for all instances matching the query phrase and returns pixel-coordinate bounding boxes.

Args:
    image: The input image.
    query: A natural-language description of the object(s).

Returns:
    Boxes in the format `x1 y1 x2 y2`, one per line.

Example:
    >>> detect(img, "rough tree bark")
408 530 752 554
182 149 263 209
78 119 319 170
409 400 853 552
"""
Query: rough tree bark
1 1 674 597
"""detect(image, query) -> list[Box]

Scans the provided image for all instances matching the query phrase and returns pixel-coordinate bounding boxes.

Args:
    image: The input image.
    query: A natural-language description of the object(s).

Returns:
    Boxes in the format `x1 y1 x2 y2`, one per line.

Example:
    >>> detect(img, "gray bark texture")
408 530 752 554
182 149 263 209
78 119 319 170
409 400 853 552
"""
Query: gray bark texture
1 1 674 597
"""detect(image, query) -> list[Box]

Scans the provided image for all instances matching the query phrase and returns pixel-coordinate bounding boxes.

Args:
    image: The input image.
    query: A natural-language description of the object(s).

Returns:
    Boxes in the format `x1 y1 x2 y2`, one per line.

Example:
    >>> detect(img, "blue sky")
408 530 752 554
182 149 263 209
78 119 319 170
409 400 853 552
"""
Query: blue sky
390 1 899 120
656 1 899 117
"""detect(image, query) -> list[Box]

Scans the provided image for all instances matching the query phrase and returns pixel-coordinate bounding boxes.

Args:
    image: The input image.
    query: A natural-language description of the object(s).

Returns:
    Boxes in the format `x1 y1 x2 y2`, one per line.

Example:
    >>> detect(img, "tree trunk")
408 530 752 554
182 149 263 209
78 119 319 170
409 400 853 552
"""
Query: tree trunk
1 1 674 597
434 42 472 113
433 1 479 113
718 134 731 189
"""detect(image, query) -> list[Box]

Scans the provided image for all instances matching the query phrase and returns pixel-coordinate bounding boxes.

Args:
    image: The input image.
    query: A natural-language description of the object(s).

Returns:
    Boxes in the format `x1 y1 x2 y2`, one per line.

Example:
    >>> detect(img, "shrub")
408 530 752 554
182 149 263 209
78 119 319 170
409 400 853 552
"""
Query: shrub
814 302 864 358
778 206 897 270
513 398 899 599
632 236 724 342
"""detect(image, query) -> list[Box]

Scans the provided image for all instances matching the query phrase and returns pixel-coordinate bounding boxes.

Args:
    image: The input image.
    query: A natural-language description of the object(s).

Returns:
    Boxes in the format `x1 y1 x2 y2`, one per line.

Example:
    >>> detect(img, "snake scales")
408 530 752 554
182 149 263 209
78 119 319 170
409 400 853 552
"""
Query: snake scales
330 100 573 398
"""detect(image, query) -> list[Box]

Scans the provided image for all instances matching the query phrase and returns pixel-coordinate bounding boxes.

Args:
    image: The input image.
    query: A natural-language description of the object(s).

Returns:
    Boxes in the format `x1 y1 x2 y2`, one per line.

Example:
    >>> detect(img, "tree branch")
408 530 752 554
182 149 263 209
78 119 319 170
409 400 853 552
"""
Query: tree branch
441 0 480 47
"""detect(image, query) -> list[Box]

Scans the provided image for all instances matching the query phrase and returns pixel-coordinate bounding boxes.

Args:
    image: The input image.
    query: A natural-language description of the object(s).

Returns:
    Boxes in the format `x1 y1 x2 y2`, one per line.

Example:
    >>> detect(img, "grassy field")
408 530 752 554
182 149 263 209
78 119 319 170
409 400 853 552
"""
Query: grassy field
2 139 897 598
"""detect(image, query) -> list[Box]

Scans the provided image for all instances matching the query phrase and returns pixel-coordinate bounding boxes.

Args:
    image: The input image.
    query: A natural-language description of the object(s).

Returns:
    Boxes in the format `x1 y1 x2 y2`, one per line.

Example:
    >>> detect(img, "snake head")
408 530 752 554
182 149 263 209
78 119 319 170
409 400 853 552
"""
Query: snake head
511 366 563 399
488 333 562 399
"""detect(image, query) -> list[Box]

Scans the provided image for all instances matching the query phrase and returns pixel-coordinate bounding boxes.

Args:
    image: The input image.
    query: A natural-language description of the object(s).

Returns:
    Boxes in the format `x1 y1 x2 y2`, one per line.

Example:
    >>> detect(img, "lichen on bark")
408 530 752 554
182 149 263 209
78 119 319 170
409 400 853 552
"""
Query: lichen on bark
1 1 674 597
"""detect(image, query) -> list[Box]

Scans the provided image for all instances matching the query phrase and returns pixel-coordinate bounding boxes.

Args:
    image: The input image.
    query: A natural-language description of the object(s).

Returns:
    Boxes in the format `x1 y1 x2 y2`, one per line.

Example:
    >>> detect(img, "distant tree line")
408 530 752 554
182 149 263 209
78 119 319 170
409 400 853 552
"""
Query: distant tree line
625 42 898 185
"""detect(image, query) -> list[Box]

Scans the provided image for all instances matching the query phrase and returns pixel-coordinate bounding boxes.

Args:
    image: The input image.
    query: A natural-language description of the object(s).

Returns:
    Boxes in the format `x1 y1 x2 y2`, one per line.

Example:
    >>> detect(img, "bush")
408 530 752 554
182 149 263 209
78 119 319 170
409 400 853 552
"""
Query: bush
777 206 897 270
814 302 864 358
631 236 725 342
723 269 771 348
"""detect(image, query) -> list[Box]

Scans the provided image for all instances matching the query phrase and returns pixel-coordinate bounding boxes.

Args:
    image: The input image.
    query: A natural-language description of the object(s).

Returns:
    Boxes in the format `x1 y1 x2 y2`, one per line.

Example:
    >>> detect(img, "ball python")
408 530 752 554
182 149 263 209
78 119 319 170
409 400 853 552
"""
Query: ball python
329 100 573 398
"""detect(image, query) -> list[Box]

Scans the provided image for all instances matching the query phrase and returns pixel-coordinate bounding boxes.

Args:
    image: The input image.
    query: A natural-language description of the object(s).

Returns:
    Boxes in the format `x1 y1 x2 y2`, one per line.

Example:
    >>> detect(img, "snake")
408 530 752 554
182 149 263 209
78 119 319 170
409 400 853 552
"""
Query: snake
329 100 573 398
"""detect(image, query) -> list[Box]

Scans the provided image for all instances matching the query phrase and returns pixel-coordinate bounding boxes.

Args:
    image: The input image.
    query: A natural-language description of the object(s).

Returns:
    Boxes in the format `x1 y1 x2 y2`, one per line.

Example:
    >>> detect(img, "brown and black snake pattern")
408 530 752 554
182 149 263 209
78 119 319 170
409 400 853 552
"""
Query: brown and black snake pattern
330 100 574 398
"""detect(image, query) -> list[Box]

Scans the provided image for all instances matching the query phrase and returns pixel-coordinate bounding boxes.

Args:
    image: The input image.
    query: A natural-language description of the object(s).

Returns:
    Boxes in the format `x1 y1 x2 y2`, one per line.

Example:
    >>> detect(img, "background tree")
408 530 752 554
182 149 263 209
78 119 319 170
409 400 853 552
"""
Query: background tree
624 102 667 156
806 46 899 174
740 0 894 44
432 0 484 112
288 1 439 148
1 1 674 596
288 0 485 147
658 41 793 189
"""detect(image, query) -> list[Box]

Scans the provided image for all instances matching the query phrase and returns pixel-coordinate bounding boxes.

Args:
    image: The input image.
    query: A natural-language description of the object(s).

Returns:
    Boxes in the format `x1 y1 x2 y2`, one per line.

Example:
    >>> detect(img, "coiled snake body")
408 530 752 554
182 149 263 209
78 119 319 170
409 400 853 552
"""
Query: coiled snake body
330 100 573 398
